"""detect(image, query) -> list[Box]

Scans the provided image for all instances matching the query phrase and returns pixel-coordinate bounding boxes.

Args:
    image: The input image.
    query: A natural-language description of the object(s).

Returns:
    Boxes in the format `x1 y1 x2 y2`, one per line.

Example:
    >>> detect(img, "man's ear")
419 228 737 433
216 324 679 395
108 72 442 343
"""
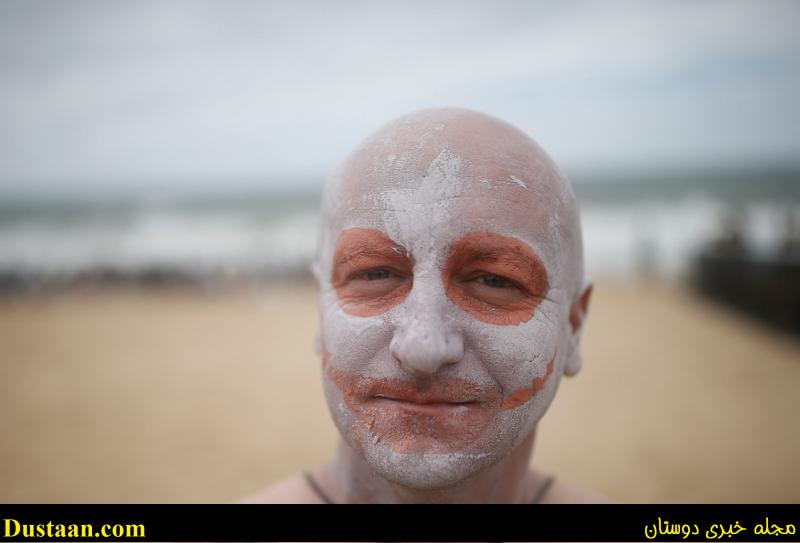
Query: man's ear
564 279 593 377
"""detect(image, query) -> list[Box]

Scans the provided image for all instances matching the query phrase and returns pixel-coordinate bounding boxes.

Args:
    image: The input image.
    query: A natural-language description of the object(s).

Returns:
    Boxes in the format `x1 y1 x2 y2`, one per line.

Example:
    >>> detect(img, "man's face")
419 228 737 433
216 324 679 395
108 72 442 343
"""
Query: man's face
316 112 580 488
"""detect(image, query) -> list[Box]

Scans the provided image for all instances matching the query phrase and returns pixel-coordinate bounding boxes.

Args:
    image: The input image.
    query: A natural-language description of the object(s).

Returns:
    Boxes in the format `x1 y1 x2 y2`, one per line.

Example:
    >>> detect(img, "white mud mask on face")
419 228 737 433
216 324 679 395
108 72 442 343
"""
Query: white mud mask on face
315 108 587 489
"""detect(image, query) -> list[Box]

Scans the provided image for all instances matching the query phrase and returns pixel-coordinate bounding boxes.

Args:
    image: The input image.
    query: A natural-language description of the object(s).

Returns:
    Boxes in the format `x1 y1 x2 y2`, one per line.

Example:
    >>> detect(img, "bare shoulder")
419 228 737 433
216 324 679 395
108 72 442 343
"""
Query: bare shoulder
541 478 616 504
236 474 320 504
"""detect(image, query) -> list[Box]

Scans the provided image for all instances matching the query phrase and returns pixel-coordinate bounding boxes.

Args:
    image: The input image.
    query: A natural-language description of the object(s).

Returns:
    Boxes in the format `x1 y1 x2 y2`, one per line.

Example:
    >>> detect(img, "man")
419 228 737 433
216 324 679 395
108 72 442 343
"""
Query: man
245 107 604 503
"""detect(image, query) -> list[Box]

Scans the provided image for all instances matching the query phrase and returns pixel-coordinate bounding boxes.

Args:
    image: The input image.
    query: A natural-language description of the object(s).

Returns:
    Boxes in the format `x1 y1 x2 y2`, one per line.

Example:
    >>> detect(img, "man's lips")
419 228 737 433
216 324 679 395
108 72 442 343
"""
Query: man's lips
370 392 480 405
327 371 503 453
368 396 480 416
359 377 500 413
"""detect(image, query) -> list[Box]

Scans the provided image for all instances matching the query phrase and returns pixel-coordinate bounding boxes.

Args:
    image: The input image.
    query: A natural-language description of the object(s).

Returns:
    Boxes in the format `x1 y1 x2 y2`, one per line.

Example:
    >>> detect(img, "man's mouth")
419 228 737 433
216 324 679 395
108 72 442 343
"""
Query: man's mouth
363 380 491 415
325 373 502 453
372 391 479 403
368 394 481 416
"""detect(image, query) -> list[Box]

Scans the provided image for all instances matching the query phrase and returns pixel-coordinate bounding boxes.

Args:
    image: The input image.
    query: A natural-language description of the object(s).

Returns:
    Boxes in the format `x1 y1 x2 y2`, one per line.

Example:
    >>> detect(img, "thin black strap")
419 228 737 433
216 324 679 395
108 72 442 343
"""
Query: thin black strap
304 472 335 504
531 476 555 504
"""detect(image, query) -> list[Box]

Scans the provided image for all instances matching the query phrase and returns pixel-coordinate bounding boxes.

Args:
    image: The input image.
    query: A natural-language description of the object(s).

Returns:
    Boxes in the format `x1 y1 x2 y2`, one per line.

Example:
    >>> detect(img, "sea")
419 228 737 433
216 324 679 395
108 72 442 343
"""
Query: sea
1 168 798 290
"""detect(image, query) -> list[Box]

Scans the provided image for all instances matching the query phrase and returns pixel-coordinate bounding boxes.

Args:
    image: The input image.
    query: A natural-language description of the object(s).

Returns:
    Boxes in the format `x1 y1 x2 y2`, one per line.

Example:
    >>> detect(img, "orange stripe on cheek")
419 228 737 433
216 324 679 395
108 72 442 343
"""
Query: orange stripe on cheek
331 228 413 317
500 351 557 411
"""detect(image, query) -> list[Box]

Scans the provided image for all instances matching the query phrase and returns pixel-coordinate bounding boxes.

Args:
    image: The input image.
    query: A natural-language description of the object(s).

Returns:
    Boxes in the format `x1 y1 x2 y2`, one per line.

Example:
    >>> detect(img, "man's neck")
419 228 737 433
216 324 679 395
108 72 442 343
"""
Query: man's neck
317 430 539 504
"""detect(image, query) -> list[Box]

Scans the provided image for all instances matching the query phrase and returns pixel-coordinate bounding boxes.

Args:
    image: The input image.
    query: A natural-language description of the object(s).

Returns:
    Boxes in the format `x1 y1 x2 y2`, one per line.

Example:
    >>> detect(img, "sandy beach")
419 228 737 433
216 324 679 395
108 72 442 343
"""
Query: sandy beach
1 279 798 503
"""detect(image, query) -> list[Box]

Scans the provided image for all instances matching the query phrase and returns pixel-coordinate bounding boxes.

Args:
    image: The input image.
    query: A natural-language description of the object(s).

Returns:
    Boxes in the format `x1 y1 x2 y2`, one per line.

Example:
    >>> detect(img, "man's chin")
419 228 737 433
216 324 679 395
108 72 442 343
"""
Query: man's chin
359 440 502 490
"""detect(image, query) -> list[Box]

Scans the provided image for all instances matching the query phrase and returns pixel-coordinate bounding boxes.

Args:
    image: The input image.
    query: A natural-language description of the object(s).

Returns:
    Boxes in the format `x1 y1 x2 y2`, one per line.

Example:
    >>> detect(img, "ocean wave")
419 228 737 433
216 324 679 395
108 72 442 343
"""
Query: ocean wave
0 194 796 290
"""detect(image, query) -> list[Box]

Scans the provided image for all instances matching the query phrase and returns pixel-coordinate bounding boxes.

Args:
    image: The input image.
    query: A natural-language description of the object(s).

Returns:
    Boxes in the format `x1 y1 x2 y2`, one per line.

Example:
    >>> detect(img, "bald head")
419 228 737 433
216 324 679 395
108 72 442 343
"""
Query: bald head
320 107 584 299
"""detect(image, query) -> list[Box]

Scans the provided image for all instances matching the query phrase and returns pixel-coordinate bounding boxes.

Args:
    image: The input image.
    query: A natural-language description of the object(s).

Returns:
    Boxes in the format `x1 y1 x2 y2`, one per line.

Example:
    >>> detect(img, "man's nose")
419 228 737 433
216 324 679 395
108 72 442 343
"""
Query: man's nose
389 278 464 378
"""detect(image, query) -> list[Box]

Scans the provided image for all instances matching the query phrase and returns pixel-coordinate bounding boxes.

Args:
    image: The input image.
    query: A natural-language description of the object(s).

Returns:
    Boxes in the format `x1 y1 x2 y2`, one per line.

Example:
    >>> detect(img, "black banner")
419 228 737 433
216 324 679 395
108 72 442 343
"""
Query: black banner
0 504 798 541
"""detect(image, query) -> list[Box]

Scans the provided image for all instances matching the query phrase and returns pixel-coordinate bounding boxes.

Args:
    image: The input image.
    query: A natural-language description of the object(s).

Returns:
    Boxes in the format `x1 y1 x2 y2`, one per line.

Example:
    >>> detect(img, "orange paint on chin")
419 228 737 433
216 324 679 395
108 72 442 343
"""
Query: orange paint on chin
332 228 413 317
500 351 557 411
443 232 549 326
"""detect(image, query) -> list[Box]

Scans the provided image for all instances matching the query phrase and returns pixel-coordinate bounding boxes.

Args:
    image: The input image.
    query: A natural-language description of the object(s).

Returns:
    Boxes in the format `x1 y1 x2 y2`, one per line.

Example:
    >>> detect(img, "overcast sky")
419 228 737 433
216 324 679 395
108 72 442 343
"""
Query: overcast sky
1 0 799 196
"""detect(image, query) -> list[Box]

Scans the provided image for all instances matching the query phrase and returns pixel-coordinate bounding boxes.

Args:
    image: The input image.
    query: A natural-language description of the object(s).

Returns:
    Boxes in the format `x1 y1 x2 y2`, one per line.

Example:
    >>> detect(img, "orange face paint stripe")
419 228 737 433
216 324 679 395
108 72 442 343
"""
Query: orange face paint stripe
500 350 556 411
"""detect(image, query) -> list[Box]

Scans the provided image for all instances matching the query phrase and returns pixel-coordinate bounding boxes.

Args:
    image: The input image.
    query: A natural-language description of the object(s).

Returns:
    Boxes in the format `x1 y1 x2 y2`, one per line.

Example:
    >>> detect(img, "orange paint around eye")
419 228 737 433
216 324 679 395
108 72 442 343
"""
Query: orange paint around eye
443 232 549 325
332 228 413 317
500 351 556 411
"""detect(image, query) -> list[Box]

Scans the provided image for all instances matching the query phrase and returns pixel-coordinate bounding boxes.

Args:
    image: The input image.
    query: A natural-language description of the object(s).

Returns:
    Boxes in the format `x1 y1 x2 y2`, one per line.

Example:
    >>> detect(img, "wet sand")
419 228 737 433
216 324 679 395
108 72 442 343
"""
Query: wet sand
0 280 798 503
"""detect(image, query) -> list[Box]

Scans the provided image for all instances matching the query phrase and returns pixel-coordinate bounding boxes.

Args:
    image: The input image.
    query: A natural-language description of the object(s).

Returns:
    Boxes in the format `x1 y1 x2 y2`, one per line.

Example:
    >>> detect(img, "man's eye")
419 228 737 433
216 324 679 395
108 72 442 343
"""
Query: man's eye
481 274 513 289
362 268 392 280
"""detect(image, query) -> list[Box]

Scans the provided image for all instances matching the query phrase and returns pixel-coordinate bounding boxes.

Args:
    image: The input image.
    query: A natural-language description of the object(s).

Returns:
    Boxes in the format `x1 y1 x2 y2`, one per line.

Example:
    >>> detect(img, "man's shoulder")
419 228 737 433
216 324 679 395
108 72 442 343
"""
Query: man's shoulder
237 474 320 504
